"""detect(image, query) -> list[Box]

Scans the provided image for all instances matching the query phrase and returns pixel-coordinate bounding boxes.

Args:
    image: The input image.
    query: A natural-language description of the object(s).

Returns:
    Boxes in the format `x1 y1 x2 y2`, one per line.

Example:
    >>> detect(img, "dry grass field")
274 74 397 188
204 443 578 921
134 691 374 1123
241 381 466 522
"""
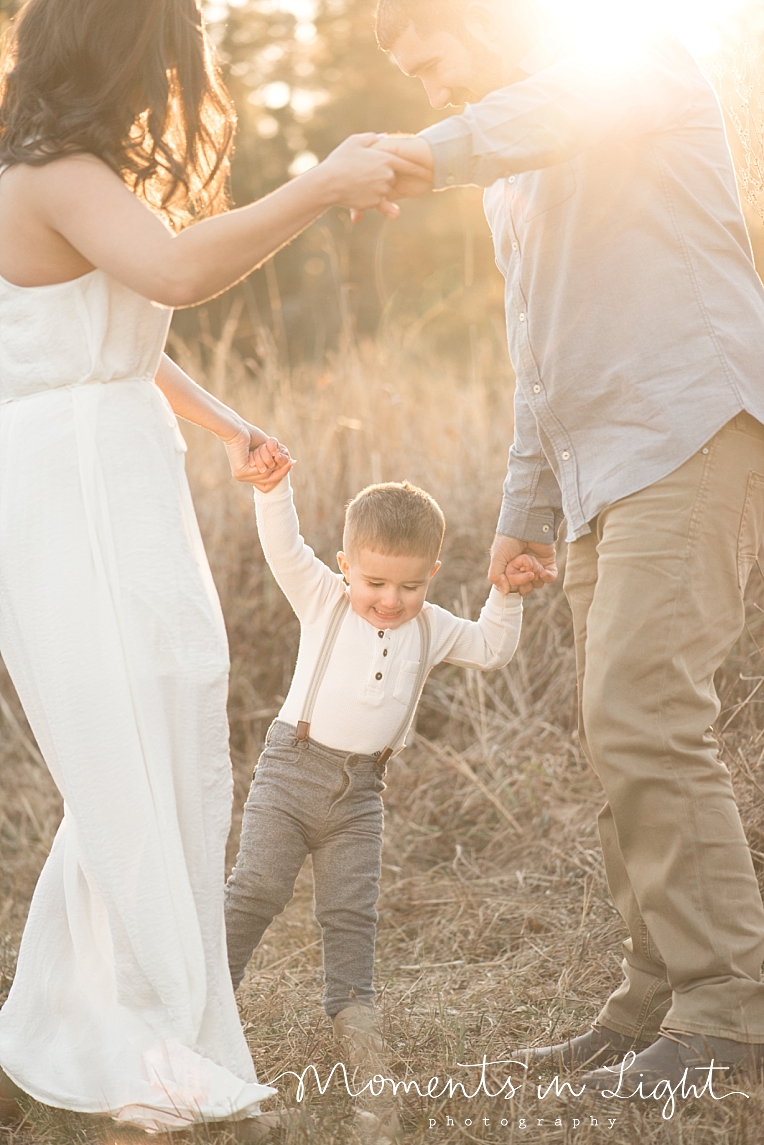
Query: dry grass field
3 331 764 1145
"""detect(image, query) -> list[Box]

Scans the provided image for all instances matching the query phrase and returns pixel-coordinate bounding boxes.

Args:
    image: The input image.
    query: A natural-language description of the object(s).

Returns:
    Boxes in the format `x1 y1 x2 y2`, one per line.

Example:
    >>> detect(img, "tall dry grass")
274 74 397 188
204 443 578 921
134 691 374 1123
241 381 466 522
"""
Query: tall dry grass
2 328 764 1145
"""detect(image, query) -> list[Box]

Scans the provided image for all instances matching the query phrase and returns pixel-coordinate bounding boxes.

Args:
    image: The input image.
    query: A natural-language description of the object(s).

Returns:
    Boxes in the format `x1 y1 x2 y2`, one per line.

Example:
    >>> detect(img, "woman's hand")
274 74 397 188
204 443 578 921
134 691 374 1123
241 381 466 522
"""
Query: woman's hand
222 422 294 490
313 133 433 220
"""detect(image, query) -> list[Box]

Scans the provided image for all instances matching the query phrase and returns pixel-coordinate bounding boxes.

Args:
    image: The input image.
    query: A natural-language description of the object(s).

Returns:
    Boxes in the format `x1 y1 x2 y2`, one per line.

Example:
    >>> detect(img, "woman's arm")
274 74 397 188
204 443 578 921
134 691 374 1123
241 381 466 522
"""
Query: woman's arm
154 353 290 489
18 135 428 306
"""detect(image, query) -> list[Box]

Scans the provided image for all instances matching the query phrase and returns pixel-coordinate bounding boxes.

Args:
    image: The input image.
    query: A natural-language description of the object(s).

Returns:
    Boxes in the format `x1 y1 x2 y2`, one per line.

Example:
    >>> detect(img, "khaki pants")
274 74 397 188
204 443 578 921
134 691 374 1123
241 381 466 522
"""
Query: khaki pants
564 412 764 1042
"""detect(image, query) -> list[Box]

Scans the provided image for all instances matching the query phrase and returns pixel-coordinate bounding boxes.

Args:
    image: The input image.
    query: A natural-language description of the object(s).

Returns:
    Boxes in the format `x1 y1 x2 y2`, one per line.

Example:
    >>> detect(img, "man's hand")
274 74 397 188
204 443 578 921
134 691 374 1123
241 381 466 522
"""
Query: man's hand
488 534 558 596
375 134 435 199
505 552 545 592
350 135 435 222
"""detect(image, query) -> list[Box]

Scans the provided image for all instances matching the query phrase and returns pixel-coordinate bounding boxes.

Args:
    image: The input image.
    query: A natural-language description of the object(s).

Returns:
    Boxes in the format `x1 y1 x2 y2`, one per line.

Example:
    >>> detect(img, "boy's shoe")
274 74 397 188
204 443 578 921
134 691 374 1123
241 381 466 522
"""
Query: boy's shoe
520 1024 654 1069
0 1068 25 1123
333 1005 401 1142
333 1005 388 1081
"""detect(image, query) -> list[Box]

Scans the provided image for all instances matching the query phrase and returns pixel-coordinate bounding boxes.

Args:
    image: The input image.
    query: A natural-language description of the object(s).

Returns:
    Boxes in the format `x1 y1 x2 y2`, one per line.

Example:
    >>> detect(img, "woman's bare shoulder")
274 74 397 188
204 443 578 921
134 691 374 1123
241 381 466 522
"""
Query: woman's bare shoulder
2 153 123 195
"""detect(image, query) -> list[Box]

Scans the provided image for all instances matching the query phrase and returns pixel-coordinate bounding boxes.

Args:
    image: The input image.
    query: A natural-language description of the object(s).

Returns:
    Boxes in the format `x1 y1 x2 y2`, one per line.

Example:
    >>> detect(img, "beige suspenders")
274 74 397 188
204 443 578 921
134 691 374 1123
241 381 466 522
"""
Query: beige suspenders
295 593 350 743
294 592 432 766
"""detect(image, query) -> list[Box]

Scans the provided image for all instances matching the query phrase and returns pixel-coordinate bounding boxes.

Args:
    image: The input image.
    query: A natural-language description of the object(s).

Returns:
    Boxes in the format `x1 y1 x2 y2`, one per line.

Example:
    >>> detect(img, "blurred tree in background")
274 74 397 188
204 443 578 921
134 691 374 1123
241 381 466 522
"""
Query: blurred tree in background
1 0 763 373
198 0 506 371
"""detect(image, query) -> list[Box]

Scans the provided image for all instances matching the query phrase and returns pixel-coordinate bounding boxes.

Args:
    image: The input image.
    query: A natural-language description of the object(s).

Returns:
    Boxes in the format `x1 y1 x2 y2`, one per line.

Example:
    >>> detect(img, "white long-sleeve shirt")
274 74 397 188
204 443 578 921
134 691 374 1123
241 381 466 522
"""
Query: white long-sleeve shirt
254 478 523 755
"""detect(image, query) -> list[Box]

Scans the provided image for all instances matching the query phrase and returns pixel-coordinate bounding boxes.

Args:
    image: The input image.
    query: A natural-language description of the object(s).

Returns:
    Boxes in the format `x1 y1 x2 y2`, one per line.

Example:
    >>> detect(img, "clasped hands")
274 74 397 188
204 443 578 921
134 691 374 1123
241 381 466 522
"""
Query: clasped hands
352 134 435 222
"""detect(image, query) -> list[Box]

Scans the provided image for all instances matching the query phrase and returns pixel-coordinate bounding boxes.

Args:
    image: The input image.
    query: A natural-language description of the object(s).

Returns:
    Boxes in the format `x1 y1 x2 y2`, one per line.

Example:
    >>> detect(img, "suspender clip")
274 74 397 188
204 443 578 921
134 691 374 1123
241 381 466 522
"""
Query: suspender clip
295 720 310 742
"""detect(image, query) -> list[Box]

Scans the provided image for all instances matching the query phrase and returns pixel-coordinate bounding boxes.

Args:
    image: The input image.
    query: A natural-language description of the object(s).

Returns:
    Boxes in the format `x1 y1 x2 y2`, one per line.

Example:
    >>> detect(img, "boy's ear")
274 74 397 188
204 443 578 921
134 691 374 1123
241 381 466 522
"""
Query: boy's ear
337 551 350 580
430 560 442 578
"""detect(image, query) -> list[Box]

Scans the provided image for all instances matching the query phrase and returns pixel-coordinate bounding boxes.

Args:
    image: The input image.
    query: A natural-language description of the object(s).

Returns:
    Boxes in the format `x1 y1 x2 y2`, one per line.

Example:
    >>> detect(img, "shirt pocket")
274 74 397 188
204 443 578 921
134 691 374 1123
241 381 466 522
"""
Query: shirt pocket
521 162 577 222
393 660 420 705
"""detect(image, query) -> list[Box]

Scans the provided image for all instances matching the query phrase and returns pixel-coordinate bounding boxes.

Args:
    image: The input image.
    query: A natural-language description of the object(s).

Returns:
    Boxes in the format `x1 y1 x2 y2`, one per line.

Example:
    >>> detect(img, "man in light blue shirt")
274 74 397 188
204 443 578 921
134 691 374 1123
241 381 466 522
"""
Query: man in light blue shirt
375 0 764 1088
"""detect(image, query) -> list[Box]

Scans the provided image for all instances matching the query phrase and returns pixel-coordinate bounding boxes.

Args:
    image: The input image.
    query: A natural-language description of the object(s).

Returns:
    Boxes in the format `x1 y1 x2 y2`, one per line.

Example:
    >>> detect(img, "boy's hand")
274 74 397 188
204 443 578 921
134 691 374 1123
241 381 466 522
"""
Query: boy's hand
224 424 294 489
504 552 546 593
489 535 558 596
248 441 295 492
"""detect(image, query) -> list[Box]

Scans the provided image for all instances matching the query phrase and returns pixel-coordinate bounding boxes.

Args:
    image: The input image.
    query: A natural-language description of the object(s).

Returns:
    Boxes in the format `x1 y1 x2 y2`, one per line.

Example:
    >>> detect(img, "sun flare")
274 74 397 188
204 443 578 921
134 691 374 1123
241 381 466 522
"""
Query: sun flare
541 0 751 57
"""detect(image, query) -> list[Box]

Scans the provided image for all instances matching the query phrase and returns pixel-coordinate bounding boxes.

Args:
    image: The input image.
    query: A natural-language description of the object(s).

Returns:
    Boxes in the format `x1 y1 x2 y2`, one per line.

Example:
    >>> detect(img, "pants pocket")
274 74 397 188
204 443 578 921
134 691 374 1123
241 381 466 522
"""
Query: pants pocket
737 471 764 590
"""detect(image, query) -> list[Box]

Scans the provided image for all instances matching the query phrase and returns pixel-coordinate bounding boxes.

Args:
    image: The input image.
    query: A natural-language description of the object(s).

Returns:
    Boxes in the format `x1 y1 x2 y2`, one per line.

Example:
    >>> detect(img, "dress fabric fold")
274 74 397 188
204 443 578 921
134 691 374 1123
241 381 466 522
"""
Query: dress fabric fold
0 269 275 1130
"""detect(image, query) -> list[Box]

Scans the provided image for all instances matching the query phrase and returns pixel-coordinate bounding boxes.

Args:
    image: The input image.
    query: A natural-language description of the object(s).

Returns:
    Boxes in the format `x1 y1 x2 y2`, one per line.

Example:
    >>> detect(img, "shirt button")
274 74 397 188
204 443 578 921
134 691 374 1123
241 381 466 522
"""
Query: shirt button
509 176 516 184
375 672 383 681
512 242 519 251
701 447 709 455
542 525 551 533
533 384 541 393
383 649 388 656
446 174 455 185
519 313 526 322
562 451 570 461
378 631 384 637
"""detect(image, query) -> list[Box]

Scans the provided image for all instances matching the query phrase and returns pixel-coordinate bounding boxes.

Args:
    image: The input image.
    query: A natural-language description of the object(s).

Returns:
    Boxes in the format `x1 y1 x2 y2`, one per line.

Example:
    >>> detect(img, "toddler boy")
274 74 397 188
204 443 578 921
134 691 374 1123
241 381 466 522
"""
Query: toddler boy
224 468 535 1090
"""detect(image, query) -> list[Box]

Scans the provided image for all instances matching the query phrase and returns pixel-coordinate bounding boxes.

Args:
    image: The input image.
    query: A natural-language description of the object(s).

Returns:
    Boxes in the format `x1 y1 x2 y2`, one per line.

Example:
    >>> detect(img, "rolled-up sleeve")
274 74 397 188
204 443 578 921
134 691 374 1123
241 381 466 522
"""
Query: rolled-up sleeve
419 37 696 189
497 384 563 542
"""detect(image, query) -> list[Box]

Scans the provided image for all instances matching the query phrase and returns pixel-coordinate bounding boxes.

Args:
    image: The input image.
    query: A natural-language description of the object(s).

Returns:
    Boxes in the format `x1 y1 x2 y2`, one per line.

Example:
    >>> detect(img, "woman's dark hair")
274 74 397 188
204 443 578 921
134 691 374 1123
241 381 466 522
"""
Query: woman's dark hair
0 0 236 224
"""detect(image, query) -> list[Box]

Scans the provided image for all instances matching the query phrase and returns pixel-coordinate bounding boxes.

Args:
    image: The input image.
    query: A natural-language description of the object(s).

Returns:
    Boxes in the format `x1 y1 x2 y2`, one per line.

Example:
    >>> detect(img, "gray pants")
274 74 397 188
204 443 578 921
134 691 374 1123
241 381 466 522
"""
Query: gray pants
224 720 385 1017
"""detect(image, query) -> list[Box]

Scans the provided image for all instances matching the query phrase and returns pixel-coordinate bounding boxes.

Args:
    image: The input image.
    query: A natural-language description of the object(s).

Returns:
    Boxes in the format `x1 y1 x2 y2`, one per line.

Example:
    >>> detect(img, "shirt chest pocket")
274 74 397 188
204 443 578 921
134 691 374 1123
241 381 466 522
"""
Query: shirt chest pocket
521 162 577 222
393 660 420 705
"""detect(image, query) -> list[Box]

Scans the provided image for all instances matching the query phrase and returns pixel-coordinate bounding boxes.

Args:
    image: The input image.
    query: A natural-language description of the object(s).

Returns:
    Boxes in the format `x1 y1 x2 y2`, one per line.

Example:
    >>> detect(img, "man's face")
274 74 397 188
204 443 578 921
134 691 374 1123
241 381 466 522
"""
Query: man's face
388 1 544 107
389 20 507 107
391 23 499 106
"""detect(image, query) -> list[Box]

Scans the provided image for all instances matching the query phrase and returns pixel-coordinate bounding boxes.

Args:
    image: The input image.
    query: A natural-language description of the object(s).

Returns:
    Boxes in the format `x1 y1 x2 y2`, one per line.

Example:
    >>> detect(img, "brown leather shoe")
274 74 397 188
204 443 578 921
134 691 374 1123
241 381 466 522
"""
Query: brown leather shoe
521 1024 655 1069
582 1032 764 1092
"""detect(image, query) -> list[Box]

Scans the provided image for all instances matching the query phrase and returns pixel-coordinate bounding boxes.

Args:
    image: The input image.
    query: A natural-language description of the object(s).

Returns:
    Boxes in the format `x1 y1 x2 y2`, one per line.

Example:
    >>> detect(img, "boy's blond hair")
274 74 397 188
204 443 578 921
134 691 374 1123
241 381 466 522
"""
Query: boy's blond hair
343 481 445 563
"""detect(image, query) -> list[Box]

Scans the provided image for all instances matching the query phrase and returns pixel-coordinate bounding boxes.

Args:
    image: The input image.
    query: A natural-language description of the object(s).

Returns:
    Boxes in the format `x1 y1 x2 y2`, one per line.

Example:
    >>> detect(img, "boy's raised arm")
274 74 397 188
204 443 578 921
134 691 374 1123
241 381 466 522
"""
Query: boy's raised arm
254 476 345 625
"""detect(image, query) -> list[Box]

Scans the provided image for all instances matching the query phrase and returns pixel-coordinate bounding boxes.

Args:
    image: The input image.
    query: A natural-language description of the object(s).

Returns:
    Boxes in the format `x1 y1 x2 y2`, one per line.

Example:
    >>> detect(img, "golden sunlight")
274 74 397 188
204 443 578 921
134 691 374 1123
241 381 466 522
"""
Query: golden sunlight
542 0 751 57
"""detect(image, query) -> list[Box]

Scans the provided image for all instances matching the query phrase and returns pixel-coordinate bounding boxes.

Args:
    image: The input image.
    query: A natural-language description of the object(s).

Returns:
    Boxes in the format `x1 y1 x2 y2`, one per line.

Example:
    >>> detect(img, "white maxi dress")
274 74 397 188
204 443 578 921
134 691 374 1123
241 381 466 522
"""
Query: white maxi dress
0 267 276 1130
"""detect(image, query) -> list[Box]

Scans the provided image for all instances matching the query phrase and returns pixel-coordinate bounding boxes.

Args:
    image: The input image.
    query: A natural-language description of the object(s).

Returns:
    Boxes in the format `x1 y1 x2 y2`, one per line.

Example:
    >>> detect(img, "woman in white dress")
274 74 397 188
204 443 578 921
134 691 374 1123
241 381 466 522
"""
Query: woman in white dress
0 0 424 1135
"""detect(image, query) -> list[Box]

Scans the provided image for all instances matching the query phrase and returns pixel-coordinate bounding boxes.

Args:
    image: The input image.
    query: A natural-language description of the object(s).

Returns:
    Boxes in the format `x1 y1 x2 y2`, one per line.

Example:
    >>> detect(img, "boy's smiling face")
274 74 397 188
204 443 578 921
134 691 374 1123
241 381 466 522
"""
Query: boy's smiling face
337 548 440 629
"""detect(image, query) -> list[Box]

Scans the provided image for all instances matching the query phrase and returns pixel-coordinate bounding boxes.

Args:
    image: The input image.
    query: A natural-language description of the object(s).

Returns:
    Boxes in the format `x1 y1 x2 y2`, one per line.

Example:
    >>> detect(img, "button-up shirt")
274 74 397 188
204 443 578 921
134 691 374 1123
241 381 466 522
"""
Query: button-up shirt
419 34 764 542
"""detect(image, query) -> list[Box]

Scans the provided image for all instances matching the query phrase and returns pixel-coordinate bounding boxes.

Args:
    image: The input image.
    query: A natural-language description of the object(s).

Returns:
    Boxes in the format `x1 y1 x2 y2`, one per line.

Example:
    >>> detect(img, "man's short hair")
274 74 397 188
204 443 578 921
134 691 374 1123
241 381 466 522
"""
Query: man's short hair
344 481 446 563
375 0 473 49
